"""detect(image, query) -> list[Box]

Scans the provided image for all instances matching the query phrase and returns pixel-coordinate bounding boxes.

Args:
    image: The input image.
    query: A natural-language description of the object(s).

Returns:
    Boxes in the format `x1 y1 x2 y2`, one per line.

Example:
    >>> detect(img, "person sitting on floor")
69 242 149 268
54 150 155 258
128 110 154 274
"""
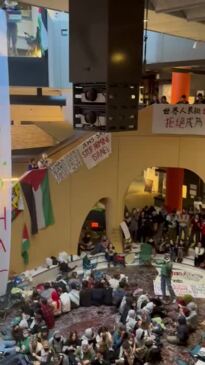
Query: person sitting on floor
167 315 189 346
80 280 93 307
68 282 80 309
59 288 71 314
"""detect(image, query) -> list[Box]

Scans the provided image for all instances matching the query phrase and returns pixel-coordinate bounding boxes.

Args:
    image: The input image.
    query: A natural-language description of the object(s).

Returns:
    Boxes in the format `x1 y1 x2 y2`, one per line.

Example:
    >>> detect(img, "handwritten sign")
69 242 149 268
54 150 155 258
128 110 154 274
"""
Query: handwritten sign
0 10 12 295
78 133 112 170
50 149 82 184
152 104 205 135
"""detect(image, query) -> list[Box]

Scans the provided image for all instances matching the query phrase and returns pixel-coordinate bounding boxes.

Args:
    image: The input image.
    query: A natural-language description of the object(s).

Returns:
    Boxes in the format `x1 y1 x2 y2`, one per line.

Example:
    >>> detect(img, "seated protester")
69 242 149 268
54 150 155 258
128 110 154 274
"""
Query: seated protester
29 334 43 362
68 272 81 290
90 236 108 256
16 328 31 356
49 331 66 354
103 283 113 306
167 316 189 345
30 312 46 334
68 282 80 309
50 291 62 316
65 330 81 349
105 243 116 267
59 261 77 279
112 281 126 307
144 339 162 364
120 296 134 325
32 340 53 364
118 339 136 365
182 302 198 332
80 280 93 307
126 310 137 333
40 282 56 300
83 254 97 271
108 272 127 290
112 323 126 354
91 349 110 365
40 298 55 330
59 288 71 313
135 328 148 363
140 302 155 323
137 294 149 312
75 339 95 364
18 311 30 329
91 281 105 306
96 327 113 350
81 328 96 347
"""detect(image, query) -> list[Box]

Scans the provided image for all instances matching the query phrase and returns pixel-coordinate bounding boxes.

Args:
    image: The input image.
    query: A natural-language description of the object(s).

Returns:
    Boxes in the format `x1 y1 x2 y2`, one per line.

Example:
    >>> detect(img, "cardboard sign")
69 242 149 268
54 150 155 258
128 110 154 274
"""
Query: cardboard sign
78 133 112 170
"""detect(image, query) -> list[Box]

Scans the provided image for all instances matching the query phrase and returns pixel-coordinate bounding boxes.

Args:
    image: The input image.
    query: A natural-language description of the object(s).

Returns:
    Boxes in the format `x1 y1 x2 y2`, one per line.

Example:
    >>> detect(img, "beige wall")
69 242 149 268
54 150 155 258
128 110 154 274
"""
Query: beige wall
11 106 205 274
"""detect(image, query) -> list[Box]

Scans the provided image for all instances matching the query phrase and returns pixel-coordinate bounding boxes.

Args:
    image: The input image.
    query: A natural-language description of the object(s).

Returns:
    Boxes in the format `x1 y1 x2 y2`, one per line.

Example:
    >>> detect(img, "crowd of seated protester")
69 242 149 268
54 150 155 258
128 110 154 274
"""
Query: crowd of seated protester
0 259 200 365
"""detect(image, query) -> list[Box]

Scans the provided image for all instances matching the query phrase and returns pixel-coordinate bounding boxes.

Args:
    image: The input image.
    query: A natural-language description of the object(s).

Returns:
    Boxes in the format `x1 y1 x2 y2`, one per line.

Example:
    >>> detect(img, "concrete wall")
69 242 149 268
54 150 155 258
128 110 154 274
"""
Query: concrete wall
11 106 205 274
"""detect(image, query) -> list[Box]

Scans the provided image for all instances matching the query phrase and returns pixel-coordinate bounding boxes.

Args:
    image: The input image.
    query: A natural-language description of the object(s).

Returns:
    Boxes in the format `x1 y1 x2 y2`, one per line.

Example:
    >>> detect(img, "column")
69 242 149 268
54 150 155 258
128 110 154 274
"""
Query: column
171 72 191 104
165 168 184 212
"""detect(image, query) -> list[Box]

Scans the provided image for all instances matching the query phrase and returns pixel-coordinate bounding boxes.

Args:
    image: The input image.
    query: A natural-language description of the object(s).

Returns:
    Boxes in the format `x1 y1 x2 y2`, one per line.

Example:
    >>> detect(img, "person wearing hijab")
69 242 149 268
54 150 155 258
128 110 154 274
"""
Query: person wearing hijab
126 310 137 333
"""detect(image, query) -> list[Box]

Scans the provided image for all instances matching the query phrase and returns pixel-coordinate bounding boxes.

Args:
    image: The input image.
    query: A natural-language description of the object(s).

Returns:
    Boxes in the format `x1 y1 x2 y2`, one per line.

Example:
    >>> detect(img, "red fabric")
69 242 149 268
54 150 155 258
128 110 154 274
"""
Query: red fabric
201 223 205 236
40 303 55 329
20 169 47 191
51 290 60 309
22 223 29 240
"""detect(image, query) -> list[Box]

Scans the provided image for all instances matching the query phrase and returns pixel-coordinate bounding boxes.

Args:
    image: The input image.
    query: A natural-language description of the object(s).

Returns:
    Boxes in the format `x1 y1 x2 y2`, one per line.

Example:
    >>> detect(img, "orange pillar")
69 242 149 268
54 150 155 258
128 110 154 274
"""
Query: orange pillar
166 73 190 212
171 72 191 104
165 168 184 212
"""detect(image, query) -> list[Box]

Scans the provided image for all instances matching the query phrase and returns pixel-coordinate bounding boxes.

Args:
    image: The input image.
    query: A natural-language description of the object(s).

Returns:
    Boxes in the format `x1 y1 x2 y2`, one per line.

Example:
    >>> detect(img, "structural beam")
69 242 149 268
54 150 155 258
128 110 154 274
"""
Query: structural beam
186 6 205 21
154 0 205 13
20 0 68 11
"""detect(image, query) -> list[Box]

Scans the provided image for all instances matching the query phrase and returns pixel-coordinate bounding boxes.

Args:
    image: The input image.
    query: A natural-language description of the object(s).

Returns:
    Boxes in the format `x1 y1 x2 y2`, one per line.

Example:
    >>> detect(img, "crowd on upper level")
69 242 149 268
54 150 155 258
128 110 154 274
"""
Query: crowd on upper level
149 93 205 105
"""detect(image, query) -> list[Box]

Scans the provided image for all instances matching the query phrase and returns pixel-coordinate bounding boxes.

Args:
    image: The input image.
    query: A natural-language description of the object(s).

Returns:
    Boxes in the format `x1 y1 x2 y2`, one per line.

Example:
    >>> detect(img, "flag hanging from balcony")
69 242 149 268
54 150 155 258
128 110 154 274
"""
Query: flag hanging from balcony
12 182 24 221
21 224 30 265
21 169 54 235
37 8 48 55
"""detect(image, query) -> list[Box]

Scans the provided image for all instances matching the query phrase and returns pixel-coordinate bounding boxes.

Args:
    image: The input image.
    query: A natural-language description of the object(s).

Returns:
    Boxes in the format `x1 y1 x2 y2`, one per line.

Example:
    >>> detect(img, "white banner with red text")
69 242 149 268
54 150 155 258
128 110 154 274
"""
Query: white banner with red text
152 104 205 135
0 10 12 295
78 133 112 170
154 266 205 298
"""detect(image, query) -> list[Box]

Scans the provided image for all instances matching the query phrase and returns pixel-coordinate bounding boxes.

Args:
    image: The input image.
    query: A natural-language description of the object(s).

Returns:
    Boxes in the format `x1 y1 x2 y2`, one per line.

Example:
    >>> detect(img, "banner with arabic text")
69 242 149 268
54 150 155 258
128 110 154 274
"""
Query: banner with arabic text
152 104 205 135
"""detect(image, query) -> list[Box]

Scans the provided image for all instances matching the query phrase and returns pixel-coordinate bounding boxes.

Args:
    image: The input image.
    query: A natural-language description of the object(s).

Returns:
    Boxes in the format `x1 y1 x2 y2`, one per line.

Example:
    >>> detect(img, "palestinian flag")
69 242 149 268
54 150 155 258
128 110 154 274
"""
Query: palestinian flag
20 169 54 235
37 8 48 55
22 224 30 265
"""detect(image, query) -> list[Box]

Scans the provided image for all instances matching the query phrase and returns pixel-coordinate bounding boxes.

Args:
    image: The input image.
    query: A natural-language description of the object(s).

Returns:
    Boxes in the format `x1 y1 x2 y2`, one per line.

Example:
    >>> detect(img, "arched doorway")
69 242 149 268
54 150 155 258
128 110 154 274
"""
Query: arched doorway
77 198 109 256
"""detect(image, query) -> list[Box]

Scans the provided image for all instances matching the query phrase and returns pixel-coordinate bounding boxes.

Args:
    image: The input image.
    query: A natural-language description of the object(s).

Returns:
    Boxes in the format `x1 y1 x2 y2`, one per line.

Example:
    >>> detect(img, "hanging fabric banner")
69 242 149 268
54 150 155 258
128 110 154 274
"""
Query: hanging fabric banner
12 182 24 221
50 149 82 184
78 133 112 170
0 10 12 295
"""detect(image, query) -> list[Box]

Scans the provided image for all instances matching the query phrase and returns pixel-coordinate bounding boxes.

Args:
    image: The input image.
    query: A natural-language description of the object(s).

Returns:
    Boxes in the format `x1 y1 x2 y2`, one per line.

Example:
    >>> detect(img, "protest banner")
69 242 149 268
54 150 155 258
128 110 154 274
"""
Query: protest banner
78 133 112 170
50 149 82 184
152 104 205 135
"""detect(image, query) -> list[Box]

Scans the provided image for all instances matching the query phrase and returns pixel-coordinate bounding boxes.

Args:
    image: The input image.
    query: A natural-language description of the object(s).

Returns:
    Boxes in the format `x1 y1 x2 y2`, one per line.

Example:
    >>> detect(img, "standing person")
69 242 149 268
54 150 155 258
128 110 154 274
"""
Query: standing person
160 254 176 303
129 208 139 242
178 209 189 242
189 214 201 247
201 218 205 247
177 95 189 104
160 95 169 104
194 242 205 267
